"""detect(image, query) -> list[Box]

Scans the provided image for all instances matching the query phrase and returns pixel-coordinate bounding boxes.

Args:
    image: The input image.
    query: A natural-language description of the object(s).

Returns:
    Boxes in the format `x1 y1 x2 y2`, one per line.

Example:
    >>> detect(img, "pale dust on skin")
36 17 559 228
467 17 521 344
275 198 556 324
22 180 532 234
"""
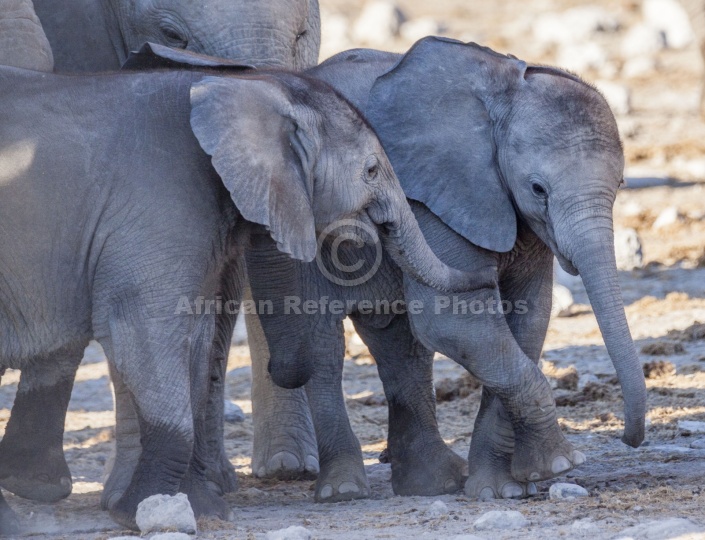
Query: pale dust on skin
2 0 705 537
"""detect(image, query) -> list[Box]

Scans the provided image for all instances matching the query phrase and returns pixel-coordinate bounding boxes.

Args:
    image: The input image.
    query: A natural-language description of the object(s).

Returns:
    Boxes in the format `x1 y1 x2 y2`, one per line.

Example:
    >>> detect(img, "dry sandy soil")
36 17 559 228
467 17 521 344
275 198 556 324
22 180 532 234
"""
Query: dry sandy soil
2 0 705 538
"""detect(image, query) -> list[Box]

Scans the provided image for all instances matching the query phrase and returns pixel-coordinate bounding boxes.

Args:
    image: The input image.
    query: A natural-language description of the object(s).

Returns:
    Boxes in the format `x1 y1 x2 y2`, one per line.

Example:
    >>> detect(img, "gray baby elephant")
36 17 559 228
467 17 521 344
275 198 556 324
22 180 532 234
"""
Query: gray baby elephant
0 53 489 530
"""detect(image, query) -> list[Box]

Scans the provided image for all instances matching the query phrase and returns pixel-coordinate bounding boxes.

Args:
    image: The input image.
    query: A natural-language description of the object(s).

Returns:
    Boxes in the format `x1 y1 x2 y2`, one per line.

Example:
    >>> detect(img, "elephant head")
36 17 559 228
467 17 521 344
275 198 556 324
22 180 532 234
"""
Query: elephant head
188 71 495 295
357 37 646 448
104 0 320 69
0 0 53 72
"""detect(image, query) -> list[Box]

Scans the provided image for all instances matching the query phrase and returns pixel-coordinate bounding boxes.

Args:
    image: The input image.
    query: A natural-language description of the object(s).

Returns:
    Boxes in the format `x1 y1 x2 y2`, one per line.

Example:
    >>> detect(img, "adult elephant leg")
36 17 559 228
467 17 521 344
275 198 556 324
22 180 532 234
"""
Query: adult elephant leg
248 297 319 480
353 314 467 496
465 236 555 500
304 317 369 502
0 342 85 502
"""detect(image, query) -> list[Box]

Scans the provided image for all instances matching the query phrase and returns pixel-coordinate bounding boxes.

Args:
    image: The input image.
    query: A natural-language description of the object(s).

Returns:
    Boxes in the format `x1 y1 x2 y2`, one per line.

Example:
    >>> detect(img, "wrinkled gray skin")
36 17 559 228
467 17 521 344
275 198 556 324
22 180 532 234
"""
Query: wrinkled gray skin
0 0 53 534
680 0 705 117
0 0 321 507
32 0 320 71
247 37 648 501
0 56 490 528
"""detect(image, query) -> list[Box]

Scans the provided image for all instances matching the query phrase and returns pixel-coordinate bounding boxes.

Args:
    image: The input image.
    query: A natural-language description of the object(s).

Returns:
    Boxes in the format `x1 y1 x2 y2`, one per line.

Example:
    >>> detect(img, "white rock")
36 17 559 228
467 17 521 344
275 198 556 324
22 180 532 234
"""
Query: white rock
552 284 575 318
614 228 643 271
265 526 313 540
619 518 703 539
135 494 197 535
678 420 705 434
224 400 245 423
653 206 683 229
690 437 705 449
578 373 600 391
427 500 449 518
594 80 631 115
571 518 601 533
352 1 405 46
474 510 528 530
532 6 620 45
400 17 440 42
643 0 693 49
621 200 645 217
549 482 589 500
150 534 192 540
557 42 608 73
621 23 664 59
622 56 657 78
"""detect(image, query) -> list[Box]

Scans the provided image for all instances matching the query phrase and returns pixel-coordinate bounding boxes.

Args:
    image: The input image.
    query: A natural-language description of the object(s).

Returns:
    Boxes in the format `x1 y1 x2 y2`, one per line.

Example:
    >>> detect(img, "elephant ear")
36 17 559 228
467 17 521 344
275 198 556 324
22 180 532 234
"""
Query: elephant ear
122 42 254 71
366 37 525 253
190 76 317 262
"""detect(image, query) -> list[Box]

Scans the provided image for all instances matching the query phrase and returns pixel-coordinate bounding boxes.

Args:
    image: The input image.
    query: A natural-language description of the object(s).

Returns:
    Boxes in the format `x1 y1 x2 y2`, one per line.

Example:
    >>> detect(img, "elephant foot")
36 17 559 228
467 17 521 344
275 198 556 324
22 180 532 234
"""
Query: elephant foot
0 444 72 503
511 429 585 483
253 449 319 481
465 466 536 500
390 443 468 496
0 494 20 536
205 453 238 495
315 456 370 503
101 445 140 511
186 481 234 522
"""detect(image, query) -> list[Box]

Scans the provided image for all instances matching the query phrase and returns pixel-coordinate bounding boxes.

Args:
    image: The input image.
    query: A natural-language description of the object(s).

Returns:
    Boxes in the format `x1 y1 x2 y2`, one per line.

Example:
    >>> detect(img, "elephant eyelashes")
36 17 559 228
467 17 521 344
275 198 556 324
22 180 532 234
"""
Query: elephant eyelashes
160 26 188 48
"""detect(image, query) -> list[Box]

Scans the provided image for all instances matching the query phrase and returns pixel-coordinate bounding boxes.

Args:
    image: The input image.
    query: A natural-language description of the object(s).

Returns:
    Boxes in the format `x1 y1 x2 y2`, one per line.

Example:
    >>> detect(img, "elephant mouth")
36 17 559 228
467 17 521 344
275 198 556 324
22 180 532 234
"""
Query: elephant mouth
556 252 579 276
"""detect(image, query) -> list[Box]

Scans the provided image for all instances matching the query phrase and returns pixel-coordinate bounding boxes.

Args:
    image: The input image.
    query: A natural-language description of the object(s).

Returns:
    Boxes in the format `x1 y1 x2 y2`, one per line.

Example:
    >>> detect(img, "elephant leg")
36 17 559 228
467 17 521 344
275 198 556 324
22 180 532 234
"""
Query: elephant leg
465 244 558 499
248 296 319 480
304 317 369 502
0 342 85 502
406 281 582 497
0 490 19 536
353 314 467 496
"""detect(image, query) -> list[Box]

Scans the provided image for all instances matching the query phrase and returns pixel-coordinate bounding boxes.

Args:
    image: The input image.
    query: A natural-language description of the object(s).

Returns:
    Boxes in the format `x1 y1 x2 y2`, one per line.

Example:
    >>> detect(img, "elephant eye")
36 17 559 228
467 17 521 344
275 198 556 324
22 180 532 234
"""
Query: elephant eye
367 164 379 179
532 182 547 196
296 30 307 41
160 26 188 48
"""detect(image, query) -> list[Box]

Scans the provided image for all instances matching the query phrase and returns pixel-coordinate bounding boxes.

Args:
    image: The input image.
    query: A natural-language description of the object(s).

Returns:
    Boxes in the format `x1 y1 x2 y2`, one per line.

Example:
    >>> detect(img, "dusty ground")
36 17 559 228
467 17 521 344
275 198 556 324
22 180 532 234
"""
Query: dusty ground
2 0 705 538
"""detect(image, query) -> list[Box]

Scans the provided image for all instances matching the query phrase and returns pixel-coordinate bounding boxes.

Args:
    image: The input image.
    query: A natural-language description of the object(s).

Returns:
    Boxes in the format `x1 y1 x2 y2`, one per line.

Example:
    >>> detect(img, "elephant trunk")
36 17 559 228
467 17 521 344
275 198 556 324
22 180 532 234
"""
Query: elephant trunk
369 186 496 293
566 211 647 447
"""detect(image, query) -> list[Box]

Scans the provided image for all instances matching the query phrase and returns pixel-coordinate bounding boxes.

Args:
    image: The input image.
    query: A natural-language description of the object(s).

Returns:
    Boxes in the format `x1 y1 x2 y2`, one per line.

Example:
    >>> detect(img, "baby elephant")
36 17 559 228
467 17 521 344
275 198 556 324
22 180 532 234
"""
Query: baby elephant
0 49 490 530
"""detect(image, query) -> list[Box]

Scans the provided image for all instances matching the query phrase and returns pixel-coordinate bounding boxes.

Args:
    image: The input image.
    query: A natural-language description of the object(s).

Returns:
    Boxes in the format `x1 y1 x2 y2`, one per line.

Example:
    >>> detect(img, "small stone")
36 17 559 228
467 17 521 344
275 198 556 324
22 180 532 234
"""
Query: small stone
643 0 693 49
594 80 631 115
474 510 528 530
621 23 664 58
549 482 589 500
427 500 449 518
690 438 705 449
552 284 574 318
619 518 703 539
151 534 193 540
224 400 245 423
265 526 313 540
400 17 441 42
653 206 683 229
571 518 601 533
678 420 705 434
352 1 405 46
614 228 643 271
135 493 197 535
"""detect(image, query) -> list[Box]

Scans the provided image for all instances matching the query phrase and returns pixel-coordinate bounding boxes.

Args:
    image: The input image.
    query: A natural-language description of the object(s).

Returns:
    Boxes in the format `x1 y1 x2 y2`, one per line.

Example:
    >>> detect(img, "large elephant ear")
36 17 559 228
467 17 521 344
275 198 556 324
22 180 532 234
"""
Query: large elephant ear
190 76 317 262
122 42 254 71
366 36 525 253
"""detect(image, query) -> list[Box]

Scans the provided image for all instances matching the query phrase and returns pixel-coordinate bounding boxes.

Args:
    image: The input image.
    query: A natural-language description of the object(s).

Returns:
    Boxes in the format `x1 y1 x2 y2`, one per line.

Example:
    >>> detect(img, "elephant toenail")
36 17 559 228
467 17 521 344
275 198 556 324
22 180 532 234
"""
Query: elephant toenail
269 451 300 471
225 508 236 522
444 479 458 492
319 484 333 499
551 456 572 474
529 472 540 481
478 487 496 501
105 491 123 510
573 451 586 466
305 456 320 474
527 482 538 495
338 482 360 494
501 483 524 499
60 477 72 489
256 466 267 477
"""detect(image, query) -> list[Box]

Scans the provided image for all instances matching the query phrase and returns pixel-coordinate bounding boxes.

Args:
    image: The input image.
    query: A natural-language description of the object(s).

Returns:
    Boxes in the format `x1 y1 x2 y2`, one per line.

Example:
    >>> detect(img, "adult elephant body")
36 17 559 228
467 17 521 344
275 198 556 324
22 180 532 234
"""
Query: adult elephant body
32 0 320 71
247 38 647 500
